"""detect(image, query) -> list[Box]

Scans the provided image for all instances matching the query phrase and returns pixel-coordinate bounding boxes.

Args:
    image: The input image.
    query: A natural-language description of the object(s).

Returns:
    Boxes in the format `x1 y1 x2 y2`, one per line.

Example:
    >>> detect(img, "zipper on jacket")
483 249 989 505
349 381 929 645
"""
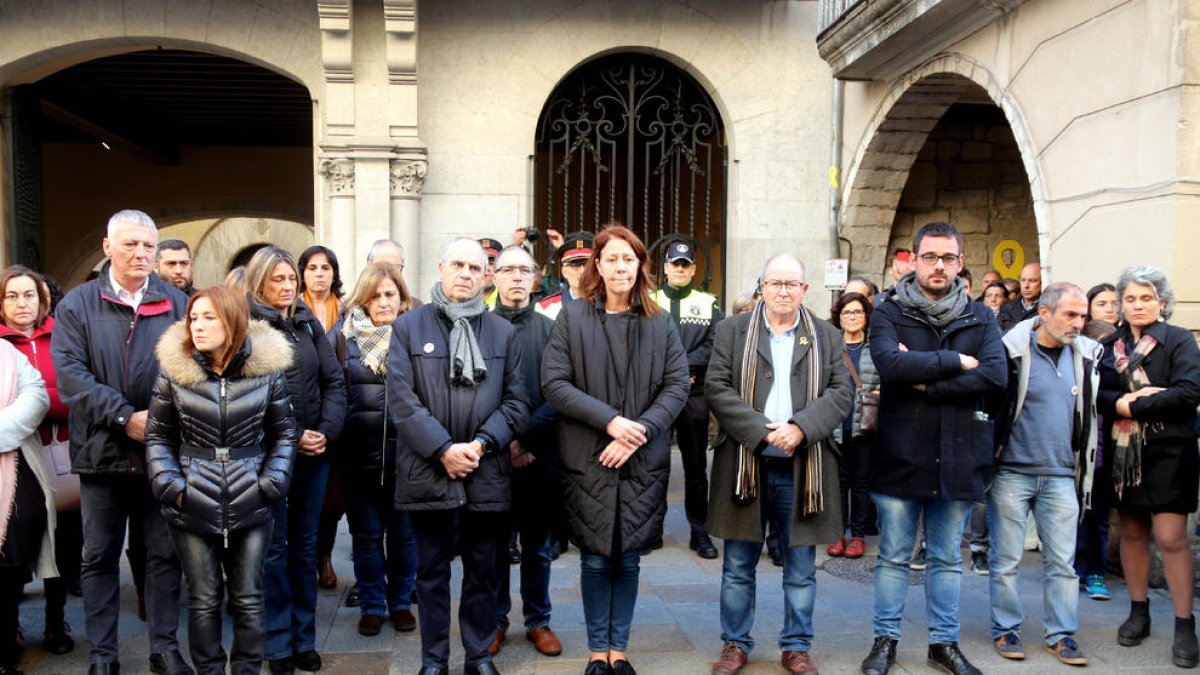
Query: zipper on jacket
123 312 141 473
381 384 388 487
219 377 230 548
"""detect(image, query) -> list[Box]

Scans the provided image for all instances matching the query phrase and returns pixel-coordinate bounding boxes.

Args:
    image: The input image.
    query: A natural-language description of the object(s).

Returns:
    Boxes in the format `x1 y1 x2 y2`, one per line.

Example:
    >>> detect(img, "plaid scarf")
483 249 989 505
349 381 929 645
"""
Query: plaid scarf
1111 333 1157 499
340 306 392 376
733 302 827 517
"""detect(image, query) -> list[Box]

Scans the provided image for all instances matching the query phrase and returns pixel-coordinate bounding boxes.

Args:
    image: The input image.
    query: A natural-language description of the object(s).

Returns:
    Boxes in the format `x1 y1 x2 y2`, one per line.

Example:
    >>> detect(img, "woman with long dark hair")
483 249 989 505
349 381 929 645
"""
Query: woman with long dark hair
145 286 297 675
246 247 346 675
542 224 689 675
0 266 77 656
1098 266 1200 667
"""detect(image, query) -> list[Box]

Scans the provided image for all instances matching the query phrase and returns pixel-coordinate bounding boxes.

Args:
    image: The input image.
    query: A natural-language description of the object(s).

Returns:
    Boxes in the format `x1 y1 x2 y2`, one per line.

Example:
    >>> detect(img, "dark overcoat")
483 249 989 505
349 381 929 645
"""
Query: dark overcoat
704 309 853 545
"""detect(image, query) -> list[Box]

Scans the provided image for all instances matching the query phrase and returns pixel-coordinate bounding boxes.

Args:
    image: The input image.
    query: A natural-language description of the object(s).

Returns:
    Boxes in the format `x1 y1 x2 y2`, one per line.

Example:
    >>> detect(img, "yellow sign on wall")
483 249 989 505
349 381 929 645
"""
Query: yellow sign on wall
992 239 1025 279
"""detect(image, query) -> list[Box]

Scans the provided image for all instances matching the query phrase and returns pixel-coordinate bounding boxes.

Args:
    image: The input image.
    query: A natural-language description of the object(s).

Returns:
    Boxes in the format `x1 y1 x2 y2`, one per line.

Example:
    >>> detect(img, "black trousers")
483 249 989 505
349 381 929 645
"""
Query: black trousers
674 393 711 537
410 509 503 669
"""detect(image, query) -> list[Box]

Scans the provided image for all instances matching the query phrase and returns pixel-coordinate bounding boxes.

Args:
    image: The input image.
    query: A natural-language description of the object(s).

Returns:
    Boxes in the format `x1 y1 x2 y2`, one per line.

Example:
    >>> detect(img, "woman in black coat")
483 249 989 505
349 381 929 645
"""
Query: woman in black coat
336 263 418 636
244 246 346 674
541 225 689 675
145 286 297 675
1097 266 1200 667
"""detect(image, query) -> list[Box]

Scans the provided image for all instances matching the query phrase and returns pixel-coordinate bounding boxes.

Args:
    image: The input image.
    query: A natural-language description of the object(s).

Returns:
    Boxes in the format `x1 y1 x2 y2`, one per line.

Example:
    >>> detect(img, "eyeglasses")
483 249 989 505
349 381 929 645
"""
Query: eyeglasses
918 253 961 267
761 280 806 293
839 309 865 317
495 265 537 276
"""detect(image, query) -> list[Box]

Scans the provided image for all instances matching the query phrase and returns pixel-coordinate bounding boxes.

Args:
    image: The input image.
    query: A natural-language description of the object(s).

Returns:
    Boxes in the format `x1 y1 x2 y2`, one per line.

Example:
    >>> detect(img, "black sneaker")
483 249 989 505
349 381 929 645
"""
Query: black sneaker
970 551 988 576
148 651 193 675
293 650 321 672
927 643 981 675
861 636 897 675
689 534 718 560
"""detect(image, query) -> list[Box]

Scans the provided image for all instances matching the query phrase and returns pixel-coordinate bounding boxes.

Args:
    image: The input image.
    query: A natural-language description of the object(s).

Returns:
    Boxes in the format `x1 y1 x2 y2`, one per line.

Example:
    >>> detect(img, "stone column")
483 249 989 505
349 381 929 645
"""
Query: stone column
390 156 426 278
318 157 356 267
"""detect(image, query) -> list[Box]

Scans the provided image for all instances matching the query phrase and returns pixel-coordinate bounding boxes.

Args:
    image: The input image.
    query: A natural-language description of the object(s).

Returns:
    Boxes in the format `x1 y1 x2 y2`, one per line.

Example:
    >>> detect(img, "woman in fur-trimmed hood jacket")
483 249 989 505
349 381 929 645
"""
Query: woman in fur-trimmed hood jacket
145 288 298 675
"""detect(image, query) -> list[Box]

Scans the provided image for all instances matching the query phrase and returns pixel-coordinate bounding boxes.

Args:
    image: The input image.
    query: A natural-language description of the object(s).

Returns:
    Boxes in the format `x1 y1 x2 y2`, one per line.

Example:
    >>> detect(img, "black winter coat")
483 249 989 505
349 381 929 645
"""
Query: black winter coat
337 333 396 478
541 297 690 556
51 263 188 474
249 300 345 451
388 303 529 512
491 302 557 454
997 298 1037 333
145 321 298 538
868 295 1007 500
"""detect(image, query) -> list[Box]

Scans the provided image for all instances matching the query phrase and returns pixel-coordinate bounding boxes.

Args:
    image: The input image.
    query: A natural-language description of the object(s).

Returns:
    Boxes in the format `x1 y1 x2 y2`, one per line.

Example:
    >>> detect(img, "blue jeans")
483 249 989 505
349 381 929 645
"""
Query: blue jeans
580 551 641 652
720 462 816 653
172 522 272 675
343 468 416 618
987 470 1080 645
496 529 553 632
871 492 972 643
79 474 183 664
264 459 329 659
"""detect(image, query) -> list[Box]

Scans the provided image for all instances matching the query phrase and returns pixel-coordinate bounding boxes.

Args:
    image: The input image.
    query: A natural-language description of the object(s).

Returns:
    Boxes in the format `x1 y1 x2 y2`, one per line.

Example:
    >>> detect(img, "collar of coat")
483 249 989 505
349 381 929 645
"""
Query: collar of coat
156 319 294 386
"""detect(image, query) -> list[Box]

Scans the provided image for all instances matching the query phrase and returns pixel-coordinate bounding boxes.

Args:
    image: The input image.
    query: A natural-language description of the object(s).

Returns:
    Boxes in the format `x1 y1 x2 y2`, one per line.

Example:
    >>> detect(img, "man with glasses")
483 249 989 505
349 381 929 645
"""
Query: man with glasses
536 232 593 321
998 262 1042 333
388 237 529 675
860 221 1006 675
649 240 723 560
706 254 852 675
485 245 564 659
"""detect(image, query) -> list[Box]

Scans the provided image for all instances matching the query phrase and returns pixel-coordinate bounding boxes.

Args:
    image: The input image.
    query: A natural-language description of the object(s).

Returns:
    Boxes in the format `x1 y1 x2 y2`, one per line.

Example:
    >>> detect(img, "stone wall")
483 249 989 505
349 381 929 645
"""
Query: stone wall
888 103 1038 285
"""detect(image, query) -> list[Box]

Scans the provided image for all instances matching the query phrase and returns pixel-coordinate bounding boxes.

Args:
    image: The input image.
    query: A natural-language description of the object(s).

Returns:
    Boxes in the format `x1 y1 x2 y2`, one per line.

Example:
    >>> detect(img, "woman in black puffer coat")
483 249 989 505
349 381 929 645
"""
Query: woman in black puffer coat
145 286 297 675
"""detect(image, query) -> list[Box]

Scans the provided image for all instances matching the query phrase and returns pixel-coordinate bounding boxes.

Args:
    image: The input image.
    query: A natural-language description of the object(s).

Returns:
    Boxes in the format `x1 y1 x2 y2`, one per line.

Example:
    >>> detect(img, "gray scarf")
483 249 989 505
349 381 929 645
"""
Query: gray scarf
892 272 969 328
430 282 487 386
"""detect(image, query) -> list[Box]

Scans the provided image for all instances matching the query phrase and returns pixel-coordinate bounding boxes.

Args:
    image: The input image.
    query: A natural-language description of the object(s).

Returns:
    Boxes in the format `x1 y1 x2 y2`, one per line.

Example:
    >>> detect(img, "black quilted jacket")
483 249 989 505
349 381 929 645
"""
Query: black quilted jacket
145 320 298 538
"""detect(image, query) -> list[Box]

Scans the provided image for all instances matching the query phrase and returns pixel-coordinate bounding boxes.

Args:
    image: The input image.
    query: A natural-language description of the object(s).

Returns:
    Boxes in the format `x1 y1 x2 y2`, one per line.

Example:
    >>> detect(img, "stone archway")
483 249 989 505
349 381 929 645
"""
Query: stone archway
840 54 1047 286
193 217 314 288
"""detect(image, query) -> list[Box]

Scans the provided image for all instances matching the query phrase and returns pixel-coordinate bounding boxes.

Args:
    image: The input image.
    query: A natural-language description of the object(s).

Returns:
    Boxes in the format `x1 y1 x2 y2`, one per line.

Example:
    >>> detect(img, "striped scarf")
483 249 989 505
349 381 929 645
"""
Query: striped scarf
733 302 827 516
1111 333 1156 499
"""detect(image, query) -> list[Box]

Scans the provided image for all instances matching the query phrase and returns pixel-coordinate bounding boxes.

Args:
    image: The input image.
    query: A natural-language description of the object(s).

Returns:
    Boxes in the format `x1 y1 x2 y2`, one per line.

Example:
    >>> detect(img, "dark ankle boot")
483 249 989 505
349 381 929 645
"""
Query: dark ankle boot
1119 599 1151 646
1174 614 1199 668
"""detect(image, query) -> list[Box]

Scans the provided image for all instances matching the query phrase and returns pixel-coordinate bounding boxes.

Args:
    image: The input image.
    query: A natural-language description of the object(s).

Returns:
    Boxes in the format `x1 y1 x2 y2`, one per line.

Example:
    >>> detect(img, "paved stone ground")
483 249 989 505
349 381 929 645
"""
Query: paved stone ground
16 451 1194 674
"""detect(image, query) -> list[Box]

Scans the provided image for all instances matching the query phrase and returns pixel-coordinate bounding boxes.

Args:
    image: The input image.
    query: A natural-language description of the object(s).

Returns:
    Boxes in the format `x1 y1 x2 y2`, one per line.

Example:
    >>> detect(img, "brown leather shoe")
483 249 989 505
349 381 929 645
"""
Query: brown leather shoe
390 609 417 632
486 628 505 656
357 614 384 636
317 554 337 589
781 650 819 674
711 642 748 675
526 626 562 656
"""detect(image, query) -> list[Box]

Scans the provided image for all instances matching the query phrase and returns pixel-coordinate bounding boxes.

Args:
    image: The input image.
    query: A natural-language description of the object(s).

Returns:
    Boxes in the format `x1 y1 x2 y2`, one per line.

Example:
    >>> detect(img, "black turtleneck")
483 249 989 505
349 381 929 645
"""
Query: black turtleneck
662 283 690 319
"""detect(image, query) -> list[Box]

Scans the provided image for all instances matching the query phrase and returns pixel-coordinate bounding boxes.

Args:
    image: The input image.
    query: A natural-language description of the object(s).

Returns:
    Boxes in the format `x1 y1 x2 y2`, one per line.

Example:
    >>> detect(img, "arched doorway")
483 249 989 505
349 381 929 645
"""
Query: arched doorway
6 49 313 285
533 53 727 293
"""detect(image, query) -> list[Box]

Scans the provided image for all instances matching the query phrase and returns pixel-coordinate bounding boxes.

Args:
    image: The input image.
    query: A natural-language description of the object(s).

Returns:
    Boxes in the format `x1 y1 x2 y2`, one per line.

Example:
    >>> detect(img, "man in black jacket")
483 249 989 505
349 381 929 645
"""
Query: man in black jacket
486 245 562 659
649 240 722 559
997 262 1041 332
52 210 192 675
861 221 1007 675
388 237 529 675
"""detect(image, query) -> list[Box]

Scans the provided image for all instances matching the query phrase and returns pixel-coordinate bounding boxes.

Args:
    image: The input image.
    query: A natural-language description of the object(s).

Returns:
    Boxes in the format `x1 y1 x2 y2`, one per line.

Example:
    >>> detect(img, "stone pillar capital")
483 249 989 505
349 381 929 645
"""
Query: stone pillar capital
319 157 356 196
390 158 427 197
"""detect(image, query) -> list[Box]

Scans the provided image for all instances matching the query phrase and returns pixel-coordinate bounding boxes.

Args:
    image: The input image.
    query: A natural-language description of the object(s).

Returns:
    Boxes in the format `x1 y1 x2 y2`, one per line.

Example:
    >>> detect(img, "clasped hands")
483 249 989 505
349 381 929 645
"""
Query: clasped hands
763 421 805 456
601 416 646 469
1116 386 1165 418
441 439 486 479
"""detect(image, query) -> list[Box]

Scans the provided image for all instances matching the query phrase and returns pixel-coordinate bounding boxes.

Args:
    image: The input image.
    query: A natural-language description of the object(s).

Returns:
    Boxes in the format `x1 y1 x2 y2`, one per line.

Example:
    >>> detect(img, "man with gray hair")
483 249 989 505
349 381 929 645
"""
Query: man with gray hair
52 210 192 675
388 237 529 675
366 238 406 270
706 253 852 675
988 282 1098 666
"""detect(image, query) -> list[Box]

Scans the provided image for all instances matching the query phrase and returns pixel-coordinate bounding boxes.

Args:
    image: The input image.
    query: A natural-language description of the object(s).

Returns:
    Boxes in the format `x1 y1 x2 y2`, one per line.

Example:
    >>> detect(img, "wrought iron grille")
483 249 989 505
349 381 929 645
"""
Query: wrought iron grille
9 86 45 270
534 54 726 292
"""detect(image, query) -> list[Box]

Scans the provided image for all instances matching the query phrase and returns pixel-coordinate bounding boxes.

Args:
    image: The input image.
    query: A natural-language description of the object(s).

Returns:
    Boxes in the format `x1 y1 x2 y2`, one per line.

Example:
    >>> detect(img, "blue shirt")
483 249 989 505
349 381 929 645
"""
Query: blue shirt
762 311 801 458
1004 335 1077 476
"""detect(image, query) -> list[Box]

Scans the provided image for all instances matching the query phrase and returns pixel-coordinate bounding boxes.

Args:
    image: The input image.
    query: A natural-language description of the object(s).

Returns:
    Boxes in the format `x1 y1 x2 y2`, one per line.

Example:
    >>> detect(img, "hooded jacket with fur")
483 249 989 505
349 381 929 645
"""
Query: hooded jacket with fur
145 320 298 538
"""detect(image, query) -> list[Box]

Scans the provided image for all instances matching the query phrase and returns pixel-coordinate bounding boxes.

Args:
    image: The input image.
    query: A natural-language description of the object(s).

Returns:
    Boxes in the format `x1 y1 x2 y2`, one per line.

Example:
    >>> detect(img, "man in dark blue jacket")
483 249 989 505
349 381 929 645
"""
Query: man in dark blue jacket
52 210 191 675
486 245 562 659
860 221 1007 675
388 237 529 675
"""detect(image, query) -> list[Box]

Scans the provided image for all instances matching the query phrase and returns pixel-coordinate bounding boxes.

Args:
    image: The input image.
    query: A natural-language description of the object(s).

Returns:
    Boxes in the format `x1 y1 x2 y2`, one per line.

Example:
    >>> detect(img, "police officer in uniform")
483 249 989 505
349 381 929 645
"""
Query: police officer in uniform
650 240 722 559
535 233 593 322
480 237 502 307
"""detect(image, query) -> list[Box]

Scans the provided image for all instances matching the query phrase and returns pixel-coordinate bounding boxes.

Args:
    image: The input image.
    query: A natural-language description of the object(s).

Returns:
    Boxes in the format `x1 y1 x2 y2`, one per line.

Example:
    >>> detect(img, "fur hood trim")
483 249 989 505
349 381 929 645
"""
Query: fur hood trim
156 319 294 386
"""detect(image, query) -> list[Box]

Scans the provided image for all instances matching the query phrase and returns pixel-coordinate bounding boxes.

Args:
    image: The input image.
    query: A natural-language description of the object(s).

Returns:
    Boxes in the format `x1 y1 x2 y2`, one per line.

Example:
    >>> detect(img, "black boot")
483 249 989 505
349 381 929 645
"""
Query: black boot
1174 614 1199 668
1119 599 1151 646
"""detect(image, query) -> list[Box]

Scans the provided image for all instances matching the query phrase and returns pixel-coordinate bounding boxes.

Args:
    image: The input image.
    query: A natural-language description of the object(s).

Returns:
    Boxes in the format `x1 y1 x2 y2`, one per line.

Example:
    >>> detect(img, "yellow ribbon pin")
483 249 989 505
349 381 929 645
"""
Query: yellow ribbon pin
828 166 839 189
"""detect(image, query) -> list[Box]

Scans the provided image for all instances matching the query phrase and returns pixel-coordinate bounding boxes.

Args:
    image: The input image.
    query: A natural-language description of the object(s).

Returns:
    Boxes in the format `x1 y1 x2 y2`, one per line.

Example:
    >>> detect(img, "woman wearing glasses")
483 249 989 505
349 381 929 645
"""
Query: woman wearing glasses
542 225 689 675
826 292 879 560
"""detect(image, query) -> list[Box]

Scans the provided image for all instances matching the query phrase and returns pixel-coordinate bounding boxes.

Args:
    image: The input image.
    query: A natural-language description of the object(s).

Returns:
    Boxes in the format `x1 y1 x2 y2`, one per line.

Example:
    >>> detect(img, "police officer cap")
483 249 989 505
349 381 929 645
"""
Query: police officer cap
478 238 501 259
559 232 595 262
666 240 695 264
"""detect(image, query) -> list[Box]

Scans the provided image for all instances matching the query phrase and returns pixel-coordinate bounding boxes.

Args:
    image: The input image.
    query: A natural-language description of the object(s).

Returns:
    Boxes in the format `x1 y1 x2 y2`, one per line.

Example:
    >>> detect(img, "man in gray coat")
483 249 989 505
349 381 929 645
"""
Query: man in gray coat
705 254 853 675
